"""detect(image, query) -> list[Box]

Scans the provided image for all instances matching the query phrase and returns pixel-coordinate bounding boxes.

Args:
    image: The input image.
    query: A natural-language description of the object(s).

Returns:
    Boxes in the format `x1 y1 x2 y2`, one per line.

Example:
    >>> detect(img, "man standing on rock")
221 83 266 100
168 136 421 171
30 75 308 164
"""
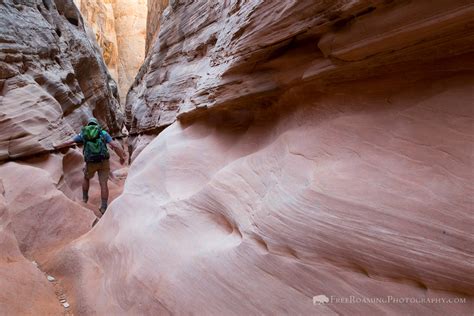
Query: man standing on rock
54 118 126 214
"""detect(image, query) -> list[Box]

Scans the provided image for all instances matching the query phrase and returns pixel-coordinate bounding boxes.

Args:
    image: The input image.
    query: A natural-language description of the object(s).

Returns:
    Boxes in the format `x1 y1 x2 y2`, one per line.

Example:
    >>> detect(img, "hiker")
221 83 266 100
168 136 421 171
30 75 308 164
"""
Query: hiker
54 118 126 214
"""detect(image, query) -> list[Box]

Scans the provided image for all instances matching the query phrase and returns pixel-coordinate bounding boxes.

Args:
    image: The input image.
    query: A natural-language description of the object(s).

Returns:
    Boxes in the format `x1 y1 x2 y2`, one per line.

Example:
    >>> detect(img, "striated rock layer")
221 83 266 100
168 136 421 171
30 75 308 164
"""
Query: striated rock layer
127 0 474 134
0 0 122 161
0 0 126 311
49 0 473 314
145 0 168 54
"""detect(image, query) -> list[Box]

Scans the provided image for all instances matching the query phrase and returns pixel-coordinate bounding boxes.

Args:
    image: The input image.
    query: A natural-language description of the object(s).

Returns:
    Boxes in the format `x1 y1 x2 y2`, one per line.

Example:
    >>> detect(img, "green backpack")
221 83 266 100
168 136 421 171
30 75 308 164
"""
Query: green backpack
81 125 110 163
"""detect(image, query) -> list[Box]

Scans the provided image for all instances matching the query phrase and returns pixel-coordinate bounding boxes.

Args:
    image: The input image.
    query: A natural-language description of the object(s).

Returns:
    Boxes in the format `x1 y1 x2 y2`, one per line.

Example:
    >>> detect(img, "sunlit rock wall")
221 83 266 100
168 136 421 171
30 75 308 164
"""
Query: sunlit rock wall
113 0 148 106
76 0 120 83
78 0 148 106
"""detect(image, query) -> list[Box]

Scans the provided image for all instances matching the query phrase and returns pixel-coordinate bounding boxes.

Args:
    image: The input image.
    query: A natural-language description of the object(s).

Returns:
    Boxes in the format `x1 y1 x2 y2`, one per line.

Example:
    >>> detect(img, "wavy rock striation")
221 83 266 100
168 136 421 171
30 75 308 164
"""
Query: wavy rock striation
0 0 122 161
145 0 168 54
126 0 474 134
48 0 473 314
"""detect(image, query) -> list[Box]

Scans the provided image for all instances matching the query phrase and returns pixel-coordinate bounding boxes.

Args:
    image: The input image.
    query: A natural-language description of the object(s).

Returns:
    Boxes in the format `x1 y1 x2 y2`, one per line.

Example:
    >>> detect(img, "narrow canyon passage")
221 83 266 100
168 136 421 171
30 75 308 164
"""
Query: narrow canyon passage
1 0 473 315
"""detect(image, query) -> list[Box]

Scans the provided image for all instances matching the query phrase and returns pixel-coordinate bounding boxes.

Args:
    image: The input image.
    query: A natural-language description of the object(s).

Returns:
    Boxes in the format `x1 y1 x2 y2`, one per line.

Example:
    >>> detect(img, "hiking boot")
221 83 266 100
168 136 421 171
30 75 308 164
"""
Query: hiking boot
92 218 99 227
82 192 88 203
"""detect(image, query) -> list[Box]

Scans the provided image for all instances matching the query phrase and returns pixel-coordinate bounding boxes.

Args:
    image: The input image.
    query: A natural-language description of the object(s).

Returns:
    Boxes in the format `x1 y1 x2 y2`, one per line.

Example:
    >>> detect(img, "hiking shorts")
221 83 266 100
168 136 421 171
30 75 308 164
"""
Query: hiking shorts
84 160 110 182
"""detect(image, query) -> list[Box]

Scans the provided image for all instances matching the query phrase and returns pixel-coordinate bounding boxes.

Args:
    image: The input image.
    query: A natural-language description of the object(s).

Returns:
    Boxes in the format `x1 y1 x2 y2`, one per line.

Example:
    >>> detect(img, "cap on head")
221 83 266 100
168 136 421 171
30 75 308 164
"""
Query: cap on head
87 118 99 126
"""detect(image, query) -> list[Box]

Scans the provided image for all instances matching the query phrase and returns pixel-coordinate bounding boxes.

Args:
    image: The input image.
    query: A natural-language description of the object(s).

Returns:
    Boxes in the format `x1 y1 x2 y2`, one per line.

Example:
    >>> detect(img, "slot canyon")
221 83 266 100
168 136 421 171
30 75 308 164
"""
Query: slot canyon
0 0 473 315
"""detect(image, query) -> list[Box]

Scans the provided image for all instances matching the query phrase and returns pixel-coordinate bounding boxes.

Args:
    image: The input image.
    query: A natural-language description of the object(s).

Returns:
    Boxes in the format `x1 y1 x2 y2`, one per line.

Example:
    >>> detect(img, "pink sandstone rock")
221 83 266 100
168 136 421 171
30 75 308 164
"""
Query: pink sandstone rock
0 162 74 315
0 147 127 313
44 0 474 314
1 0 473 315
126 0 474 135
0 0 122 161
145 0 169 54
48 71 474 314
0 157 95 260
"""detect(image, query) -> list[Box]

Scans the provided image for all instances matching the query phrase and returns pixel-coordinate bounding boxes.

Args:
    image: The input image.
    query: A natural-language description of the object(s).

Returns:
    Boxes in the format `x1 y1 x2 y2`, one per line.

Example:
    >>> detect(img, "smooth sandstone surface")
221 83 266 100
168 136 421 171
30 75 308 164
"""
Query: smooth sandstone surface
49 72 474 315
0 147 127 314
0 0 122 162
0 179 63 315
1 157 93 260
48 0 474 314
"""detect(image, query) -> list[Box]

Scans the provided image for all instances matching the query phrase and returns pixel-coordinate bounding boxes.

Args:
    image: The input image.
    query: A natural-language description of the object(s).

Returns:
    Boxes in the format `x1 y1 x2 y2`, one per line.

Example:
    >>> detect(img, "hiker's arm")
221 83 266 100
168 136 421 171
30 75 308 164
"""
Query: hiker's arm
54 133 82 150
53 139 76 149
109 140 126 164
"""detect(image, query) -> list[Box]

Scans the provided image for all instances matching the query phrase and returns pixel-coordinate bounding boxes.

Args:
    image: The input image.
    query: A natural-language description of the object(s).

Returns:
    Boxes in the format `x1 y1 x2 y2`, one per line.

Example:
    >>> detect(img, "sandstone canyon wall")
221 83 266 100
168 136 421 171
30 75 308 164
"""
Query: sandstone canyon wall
47 0 474 315
145 0 168 54
0 0 125 313
113 0 148 107
77 0 148 106
0 0 122 161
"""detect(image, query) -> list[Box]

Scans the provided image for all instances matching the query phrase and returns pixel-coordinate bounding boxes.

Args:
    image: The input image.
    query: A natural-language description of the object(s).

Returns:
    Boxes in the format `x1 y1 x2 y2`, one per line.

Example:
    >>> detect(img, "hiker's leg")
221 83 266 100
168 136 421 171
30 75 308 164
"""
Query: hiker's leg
82 177 90 202
98 160 110 211
99 176 109 206
82 164 91 203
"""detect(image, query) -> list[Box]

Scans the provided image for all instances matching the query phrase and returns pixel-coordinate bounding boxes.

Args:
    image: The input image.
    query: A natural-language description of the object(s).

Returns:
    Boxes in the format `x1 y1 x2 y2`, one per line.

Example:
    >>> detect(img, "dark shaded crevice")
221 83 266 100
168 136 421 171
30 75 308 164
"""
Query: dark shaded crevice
355 6 376 17
66 17 79 26
42 0 51 10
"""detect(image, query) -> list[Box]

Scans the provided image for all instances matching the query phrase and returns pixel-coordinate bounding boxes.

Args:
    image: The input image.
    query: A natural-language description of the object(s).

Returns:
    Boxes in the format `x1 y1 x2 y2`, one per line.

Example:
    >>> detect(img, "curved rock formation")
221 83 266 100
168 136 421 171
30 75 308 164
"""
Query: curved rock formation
0 0 122 161
0 147 127 314
48 0 474 314
49 72 474 315
0 179 63 315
